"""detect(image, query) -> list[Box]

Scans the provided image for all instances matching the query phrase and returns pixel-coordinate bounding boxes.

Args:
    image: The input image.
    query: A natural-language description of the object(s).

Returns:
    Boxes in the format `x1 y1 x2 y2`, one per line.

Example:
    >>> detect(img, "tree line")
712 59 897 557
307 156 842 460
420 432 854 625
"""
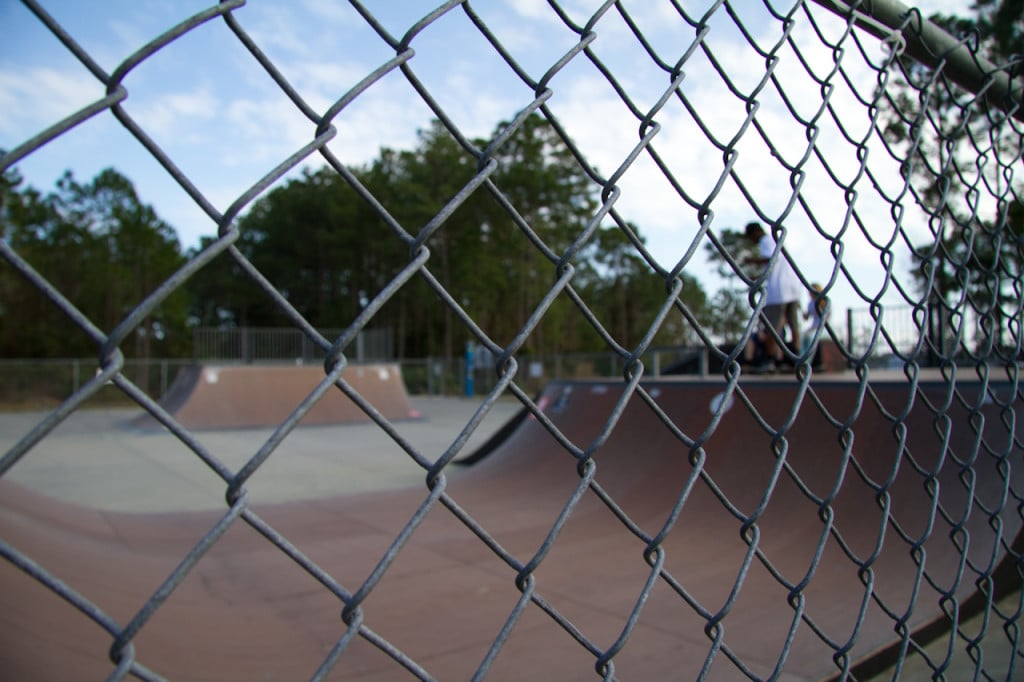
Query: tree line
1 116 715 362
1 166 190 359
1 1 1017 364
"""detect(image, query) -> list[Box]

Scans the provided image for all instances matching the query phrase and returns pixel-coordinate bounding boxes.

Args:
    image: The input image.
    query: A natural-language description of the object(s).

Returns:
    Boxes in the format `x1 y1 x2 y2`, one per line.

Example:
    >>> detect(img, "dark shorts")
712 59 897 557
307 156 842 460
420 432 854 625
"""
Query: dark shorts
764 301 801 342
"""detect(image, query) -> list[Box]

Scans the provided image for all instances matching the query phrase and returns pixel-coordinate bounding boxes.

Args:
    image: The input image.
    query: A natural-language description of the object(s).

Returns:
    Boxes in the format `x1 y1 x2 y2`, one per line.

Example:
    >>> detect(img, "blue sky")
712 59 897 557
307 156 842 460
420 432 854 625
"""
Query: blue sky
2 0 971 319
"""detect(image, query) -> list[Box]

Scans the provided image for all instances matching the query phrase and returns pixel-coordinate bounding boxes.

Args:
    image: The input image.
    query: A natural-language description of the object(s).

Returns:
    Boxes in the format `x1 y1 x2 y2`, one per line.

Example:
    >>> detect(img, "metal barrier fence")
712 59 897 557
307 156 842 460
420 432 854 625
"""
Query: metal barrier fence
2 1 1023 680
192 327 394 363
0 348 704 405
0 358 190 407
844 304 982 365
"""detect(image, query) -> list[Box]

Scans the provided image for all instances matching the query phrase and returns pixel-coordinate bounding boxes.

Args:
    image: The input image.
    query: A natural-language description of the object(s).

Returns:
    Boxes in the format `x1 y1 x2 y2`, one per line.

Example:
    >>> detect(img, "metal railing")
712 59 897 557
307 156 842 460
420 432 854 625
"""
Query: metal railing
192 326 394 363
0 348 707 404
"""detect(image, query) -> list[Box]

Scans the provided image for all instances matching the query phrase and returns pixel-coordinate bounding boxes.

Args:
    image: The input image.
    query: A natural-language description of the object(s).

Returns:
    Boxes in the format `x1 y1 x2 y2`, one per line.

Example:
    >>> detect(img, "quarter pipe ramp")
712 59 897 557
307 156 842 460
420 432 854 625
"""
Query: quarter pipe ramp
2 377 1021 680
131 363 422 430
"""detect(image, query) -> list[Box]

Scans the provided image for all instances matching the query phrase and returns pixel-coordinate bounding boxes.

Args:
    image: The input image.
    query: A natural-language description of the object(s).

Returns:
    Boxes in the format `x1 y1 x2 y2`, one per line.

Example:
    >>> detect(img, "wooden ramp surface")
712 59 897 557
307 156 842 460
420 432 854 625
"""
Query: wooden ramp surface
1 378 1021 680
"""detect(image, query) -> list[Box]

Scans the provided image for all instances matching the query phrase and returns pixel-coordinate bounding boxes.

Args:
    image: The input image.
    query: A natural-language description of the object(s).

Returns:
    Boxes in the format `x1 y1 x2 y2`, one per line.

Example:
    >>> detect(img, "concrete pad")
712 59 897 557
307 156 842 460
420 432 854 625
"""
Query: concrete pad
0 396 522 512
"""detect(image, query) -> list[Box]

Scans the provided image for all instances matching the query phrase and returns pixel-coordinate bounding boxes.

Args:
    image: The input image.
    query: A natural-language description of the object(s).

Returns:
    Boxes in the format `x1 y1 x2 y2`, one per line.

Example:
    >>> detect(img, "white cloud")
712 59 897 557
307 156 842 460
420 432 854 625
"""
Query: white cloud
510 0 562 23
106 19 151 59
127 86 220 140
220 96 317 166
290 61 369 104
0 66 102 142
325 88 429 163
301 0 358 26
235 4 315 61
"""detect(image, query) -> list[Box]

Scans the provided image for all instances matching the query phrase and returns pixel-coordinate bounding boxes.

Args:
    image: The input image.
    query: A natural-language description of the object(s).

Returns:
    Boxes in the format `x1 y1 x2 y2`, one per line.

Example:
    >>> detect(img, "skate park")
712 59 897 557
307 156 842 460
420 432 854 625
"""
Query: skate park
1 364 1022 680
3 0 1024 679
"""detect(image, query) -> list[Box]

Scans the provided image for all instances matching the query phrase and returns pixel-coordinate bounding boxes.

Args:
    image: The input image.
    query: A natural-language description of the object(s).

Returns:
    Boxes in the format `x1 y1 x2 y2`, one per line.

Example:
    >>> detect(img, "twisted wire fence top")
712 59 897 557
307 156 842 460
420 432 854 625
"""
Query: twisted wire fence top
1 0 1023 680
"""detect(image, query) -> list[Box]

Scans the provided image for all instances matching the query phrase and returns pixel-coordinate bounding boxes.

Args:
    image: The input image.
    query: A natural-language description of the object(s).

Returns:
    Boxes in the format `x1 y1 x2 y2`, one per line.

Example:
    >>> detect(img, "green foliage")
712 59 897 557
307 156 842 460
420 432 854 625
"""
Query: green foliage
882 0 1023 352
912 201 1024 353
190 164 402 331
584 224 709 349
702 227 760 283
192 115 713 359
4 115 727 362
882 0 1022 207
1 167 188 358
707 288 753 344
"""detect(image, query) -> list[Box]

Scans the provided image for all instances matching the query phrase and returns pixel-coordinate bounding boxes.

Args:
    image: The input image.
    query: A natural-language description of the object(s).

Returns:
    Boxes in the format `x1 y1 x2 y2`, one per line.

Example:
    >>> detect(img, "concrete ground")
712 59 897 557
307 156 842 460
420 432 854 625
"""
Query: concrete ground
0 395 522 512
861 603 1023 682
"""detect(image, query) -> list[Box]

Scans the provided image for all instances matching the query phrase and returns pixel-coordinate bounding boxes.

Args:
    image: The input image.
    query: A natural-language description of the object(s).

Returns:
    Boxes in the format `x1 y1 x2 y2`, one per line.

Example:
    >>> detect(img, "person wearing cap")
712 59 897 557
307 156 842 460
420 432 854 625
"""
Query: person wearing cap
803 282 828 370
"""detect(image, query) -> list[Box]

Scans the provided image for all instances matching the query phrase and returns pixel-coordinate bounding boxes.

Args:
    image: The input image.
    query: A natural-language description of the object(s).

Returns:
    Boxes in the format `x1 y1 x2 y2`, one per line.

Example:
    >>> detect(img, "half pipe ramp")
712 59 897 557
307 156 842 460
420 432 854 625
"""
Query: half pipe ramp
1 377 1021 680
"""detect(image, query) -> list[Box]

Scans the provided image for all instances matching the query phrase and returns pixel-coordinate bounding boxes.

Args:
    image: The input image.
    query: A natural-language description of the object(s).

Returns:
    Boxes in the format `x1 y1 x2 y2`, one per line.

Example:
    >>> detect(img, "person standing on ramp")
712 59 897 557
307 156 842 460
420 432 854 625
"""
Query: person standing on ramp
744 221 802 373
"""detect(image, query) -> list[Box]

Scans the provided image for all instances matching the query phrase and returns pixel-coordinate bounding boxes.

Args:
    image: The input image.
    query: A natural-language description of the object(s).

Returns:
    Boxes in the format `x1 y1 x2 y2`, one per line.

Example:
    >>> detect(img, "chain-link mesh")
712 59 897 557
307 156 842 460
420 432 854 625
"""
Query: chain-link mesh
2 0 1023 680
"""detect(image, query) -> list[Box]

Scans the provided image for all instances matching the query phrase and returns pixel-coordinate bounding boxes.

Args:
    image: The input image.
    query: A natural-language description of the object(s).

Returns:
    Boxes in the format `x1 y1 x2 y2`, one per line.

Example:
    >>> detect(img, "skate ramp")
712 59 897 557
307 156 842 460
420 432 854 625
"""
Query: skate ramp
2 378 1021 680
131 363 421 430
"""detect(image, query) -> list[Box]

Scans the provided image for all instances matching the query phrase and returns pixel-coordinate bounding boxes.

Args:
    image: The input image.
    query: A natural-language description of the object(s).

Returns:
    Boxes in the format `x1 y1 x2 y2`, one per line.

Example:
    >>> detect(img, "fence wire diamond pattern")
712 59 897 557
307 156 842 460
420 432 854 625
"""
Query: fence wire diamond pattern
2 1 1023 680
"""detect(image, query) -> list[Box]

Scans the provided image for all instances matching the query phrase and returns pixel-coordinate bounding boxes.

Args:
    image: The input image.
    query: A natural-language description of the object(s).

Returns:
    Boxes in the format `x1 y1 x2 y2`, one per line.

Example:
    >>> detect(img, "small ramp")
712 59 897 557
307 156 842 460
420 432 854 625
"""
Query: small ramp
131 362 422 430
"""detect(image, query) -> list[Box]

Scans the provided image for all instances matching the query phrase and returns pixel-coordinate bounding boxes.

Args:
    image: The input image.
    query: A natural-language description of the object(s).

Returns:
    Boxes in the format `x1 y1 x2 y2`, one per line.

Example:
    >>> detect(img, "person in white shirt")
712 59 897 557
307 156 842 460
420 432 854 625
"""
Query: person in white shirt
744 221 802 371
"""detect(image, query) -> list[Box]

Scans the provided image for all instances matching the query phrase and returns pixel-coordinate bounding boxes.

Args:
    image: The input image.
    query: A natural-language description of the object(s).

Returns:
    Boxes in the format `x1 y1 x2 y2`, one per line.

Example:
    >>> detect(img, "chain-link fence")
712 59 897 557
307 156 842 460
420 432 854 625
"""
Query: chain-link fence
192 327 395 363
2 0 1023 680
